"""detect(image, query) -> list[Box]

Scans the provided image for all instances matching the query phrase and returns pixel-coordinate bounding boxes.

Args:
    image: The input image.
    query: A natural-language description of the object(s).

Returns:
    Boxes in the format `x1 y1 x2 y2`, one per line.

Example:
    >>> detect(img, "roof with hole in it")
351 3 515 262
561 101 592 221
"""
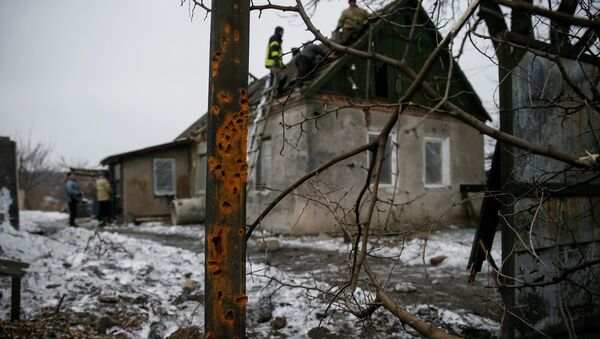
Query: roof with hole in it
175 0 490 141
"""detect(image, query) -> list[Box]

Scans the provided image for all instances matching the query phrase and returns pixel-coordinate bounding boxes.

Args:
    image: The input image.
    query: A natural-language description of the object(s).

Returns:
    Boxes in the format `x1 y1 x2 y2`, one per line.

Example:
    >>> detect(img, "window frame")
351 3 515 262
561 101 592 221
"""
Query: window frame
423 137 451 188
153 158 176 196
367 131 396 187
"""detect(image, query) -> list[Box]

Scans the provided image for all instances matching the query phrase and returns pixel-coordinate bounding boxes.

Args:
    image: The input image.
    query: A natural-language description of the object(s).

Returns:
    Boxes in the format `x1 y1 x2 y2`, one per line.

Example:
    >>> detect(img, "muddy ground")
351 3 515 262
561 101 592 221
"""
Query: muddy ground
109 223 503 338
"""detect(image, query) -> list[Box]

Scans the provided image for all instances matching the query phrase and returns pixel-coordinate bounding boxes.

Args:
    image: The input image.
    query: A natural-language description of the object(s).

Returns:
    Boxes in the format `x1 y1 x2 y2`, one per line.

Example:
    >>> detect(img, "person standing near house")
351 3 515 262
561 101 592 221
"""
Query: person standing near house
96 171 112 227
64 172 82 227
335 0 369 45
265 26 285 87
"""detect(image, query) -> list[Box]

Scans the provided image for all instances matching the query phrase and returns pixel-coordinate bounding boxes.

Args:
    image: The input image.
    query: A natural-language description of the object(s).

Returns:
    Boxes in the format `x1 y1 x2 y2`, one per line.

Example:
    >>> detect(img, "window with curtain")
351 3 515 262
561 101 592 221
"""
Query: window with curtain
424 137 450 187
153 158 176 196
368 132 394 185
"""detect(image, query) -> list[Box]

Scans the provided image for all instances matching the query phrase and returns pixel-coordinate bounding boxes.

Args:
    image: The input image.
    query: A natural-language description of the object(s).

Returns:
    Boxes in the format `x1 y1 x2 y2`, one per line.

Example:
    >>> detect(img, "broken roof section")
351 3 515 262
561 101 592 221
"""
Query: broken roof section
176 0 490 141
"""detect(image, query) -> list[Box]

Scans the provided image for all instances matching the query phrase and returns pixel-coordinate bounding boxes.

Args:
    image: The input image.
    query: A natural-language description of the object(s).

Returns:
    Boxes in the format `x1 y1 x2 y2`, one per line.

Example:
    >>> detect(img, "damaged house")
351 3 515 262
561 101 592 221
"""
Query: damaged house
101 0 490 233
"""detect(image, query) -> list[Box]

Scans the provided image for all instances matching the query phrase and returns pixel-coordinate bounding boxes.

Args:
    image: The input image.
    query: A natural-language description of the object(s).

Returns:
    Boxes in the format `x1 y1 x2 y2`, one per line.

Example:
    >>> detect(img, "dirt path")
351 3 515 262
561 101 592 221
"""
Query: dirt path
104 223 502 338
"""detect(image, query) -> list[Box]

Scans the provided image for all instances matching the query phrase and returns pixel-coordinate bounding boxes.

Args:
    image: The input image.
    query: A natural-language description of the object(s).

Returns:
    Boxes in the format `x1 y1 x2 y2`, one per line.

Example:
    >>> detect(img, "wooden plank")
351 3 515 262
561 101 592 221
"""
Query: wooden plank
0 258 30 268
11 276 21 321
0 258 29 278
0 266 26 277
467 147 501 278
460 184 485 193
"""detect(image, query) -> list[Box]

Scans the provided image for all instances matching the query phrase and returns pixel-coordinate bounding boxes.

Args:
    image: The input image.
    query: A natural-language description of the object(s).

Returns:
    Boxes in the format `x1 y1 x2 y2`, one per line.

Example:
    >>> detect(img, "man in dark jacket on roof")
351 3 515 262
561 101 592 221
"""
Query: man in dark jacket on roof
294 42 327 78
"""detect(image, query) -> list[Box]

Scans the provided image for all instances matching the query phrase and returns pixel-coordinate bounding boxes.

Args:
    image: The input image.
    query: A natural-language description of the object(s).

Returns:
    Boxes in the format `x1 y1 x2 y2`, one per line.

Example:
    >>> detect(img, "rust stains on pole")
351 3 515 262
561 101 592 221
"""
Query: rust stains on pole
205 0 249 338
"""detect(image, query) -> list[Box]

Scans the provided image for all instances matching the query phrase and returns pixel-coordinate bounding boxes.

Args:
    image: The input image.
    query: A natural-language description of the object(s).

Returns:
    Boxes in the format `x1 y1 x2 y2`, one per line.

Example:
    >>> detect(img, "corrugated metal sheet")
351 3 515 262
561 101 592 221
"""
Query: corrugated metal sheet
502 51 600 337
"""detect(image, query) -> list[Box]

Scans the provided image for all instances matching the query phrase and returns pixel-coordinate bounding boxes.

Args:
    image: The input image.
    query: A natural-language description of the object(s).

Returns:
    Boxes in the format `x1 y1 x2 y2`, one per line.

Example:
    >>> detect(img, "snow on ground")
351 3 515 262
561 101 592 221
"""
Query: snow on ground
15 210 68 233
1 212 205 337
280 227 502 270
115 222 205 239
1 211 499 338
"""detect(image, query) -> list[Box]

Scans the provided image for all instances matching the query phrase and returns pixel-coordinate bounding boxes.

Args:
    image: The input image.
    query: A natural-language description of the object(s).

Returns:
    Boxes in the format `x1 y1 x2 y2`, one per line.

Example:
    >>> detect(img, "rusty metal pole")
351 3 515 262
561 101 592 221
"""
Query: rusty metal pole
205 1 249 338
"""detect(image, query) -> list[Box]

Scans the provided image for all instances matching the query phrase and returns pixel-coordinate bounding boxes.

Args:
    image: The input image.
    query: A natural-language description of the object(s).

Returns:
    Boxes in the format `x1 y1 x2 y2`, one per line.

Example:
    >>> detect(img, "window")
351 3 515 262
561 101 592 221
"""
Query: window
256 138 272 188
424 137 450 187
196 154 207 193
153 158 176 196
368 132 394 185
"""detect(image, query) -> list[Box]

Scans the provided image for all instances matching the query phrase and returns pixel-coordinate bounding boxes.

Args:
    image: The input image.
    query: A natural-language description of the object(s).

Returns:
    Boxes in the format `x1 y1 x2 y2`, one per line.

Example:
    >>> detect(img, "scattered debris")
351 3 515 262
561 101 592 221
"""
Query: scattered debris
96 315 118 334
149 321 167 339
182 277 200 293
272 316 287 330
0 307 144 338
394 282 417 293
99 294 120 304
256 237 281 252
308 326 342 339
257 293 273 323
430 255 447 266
166 326 205 339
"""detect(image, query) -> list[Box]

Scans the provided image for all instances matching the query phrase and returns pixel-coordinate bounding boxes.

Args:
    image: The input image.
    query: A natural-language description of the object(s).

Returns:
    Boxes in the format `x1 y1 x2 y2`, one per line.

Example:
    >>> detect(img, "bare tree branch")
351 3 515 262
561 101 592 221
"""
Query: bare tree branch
363 262 461 339
492 0 600 30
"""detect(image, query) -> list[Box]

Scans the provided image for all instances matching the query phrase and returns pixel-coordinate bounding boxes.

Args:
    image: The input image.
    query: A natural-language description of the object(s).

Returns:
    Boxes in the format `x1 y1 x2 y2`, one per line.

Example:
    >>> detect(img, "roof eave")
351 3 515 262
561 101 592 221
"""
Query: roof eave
100 138 194 165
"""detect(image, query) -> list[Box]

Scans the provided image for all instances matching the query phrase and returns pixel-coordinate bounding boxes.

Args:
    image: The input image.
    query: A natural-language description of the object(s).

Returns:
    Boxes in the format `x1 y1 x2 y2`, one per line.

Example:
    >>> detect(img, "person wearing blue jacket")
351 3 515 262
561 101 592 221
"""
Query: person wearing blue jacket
64 172 82 227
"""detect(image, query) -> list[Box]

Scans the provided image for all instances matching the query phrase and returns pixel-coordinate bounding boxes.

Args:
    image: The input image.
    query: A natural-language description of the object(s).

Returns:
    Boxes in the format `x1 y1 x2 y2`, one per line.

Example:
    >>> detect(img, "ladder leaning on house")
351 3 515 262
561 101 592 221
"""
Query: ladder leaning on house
246 75 277 187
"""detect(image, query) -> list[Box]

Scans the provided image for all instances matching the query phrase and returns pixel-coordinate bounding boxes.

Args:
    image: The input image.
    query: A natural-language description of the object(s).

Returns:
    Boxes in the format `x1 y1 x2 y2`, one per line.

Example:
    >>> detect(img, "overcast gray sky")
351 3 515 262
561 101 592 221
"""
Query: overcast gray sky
0 0 497 167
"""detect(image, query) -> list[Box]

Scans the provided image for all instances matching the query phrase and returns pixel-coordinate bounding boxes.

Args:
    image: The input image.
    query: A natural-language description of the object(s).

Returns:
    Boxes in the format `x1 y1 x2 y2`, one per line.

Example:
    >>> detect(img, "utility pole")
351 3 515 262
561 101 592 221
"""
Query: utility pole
205 1 249 338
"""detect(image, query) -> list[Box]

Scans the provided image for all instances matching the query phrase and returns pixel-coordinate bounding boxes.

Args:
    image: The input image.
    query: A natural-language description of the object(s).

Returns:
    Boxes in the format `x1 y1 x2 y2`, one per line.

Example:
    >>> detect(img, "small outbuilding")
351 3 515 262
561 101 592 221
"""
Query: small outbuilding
100 139 194 223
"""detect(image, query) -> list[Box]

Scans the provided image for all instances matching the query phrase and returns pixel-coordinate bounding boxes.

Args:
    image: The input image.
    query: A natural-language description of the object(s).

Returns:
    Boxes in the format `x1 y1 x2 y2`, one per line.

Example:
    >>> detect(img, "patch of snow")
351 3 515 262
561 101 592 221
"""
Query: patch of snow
19 210 69 233
278 228 501 271
278 236 351 253
1 222 204 337
114 222 204 239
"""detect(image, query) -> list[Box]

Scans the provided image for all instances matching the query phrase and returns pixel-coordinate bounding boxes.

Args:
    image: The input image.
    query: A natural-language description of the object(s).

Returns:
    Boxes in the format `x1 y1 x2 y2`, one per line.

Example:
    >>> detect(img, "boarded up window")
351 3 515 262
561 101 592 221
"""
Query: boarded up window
424 137 450 186
368 133 393 185
257 138 272 188
197 154 207 193
153 158 176 196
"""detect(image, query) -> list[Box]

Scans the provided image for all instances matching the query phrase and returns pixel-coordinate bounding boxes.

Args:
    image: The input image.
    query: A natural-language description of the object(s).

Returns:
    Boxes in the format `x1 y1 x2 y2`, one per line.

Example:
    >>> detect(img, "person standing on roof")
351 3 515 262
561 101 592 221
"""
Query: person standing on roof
265 26 284 87
335 0 369 45
294 42 327 78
